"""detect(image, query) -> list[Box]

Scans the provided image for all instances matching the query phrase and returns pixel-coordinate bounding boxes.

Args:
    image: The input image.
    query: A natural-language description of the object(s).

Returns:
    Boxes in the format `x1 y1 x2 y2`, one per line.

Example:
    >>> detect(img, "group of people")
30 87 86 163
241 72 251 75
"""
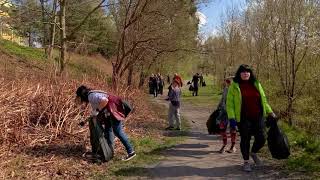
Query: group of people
164 65 277 172
148 73 165 97
75 64 277 173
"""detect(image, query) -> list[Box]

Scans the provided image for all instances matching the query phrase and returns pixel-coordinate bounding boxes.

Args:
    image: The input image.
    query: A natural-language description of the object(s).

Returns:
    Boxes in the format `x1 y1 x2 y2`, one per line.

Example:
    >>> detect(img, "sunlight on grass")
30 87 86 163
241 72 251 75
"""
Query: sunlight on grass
182 75 222 107
0 39 45 61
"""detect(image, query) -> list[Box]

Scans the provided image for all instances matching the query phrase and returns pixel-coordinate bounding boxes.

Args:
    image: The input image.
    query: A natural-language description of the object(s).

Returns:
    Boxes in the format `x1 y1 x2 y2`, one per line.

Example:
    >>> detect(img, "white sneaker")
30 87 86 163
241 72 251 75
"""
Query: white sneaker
122 152 136 161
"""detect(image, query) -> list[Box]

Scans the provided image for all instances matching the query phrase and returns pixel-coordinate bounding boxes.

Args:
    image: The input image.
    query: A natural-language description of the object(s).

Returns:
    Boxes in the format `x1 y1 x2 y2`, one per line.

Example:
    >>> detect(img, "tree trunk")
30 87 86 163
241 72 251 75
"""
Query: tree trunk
59 0 66 73
127 66 134 87
138 70 146 88
287 95 294 126
40 0 48 56
28 32 32 47
48 0 57 59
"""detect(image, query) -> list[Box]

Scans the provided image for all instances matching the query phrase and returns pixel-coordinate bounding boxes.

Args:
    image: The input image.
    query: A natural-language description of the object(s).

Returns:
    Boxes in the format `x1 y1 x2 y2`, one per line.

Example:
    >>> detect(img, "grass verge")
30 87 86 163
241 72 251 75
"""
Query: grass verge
281 123 320 176
182 75 221 107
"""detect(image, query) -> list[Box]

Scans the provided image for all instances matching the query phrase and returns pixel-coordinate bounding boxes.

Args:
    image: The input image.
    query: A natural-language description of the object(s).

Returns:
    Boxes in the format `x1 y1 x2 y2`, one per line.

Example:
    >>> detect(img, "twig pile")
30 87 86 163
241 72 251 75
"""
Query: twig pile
0 72 163 178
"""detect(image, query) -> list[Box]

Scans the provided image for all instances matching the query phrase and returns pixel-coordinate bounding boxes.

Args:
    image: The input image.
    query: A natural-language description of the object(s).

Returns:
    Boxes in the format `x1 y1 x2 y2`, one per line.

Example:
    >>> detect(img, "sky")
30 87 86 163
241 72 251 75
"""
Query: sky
196 0 247 38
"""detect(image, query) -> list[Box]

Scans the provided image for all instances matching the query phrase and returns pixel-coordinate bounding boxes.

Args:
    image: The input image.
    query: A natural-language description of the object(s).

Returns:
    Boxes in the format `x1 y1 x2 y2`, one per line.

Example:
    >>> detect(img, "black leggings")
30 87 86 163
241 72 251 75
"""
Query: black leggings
239 117 266 160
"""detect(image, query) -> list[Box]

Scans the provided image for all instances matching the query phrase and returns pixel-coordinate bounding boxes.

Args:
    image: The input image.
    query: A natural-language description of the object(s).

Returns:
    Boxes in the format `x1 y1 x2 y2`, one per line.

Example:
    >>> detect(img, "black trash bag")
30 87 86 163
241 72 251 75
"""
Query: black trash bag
122 100 133 117
89 117 114 162
189 84 194 91
267 120 290 159
206 109 221 134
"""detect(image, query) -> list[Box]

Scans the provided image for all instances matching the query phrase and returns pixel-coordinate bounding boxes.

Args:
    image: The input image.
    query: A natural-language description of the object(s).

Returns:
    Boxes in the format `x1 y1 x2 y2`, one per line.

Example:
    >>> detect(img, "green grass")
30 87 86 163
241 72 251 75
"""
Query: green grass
182 75 222 107
0 39 46 61
280 122 320 174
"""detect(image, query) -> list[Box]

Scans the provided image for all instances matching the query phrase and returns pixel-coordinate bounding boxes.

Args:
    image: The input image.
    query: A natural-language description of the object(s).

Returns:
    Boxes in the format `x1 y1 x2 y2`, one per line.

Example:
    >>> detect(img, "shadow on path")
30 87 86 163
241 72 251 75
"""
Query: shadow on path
115 164 279 179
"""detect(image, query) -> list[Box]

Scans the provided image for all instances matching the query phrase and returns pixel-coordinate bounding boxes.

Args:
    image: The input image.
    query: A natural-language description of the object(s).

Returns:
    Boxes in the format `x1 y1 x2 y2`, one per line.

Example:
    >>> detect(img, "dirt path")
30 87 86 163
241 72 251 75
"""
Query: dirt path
147 94 284 180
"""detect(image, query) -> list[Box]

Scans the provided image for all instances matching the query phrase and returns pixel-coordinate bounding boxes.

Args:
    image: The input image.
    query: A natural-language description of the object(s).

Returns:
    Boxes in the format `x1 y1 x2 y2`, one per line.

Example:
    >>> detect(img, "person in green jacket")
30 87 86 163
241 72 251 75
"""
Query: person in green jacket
226 64 276 172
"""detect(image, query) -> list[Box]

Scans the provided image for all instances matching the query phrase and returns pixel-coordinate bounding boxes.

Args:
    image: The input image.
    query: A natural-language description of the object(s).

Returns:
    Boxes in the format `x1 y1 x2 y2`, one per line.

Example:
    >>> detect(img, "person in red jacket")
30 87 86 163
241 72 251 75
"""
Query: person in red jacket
173 73 183 87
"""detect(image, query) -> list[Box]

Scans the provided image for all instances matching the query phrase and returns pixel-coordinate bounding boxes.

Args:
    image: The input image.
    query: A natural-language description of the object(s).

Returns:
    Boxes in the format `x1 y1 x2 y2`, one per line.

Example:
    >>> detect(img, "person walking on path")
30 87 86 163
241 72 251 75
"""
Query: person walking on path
166 80 182 131
76 85 136 161
199 73 204 87
217 77 236 153
167 74 170 84
148 74 155 95
191 73 200 96
157 73 164 95
152 75 159 97
226 64 276 172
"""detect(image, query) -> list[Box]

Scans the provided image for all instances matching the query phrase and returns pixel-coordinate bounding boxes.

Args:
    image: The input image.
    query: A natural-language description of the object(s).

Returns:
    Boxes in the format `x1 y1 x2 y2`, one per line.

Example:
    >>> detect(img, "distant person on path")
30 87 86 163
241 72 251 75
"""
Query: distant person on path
191 73 200 96
157 73 164 95
152 74 159 97
76 85 136 161
217 77 236 153
226 64 276 172
149 74 154 94
166 80 182 131
167 74 170 84
199 73 204 87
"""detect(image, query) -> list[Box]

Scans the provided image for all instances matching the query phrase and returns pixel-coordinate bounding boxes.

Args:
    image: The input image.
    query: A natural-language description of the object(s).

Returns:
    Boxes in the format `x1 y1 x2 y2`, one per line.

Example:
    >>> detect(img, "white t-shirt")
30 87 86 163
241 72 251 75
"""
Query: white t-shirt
88 91 109 116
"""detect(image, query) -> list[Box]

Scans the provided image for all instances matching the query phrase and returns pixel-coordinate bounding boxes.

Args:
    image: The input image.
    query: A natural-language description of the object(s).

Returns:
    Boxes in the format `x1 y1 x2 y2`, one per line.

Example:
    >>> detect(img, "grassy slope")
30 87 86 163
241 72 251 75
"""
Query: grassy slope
0 39 113 79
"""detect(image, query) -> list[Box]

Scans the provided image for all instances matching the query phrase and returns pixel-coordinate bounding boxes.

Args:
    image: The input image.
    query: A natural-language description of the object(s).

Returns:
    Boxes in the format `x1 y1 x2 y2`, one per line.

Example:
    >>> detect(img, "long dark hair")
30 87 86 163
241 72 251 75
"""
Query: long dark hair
76 85 91 102
233 64 256 84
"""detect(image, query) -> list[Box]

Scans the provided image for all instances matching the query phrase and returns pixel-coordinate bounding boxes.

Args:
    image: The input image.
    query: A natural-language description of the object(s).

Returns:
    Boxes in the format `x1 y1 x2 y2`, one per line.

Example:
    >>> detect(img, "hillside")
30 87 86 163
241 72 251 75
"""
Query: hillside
0 40 171 179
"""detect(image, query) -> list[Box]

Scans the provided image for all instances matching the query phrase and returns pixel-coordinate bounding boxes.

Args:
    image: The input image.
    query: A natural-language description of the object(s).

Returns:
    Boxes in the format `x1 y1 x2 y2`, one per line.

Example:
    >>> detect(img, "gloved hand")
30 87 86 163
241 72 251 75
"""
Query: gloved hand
229 119 237 129
266 112 277 128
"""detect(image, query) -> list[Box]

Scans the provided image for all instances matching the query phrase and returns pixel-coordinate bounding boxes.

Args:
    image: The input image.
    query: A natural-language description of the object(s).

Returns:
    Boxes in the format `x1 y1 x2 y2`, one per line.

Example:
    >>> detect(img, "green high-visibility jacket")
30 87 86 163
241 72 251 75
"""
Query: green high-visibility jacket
226 80 273 122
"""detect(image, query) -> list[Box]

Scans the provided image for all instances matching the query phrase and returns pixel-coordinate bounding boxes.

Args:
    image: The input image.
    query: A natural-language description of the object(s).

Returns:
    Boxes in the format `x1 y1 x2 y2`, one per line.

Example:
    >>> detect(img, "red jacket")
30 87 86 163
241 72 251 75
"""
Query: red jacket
107 95 125 121
173 75 183 87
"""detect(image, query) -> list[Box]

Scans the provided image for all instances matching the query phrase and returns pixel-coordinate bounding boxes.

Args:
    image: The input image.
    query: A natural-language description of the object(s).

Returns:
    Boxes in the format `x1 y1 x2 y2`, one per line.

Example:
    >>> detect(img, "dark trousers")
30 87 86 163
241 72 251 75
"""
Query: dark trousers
192 85 199 96
239 116 266 160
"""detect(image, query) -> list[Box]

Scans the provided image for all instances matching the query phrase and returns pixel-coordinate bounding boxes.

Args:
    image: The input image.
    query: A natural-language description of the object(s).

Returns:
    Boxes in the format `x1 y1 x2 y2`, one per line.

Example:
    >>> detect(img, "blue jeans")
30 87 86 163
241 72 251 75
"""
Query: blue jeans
104 117 134 155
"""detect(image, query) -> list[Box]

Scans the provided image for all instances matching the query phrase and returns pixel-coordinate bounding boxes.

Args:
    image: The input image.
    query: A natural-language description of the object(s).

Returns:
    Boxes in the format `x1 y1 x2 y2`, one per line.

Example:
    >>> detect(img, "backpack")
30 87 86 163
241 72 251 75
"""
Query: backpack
122 100 133 117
